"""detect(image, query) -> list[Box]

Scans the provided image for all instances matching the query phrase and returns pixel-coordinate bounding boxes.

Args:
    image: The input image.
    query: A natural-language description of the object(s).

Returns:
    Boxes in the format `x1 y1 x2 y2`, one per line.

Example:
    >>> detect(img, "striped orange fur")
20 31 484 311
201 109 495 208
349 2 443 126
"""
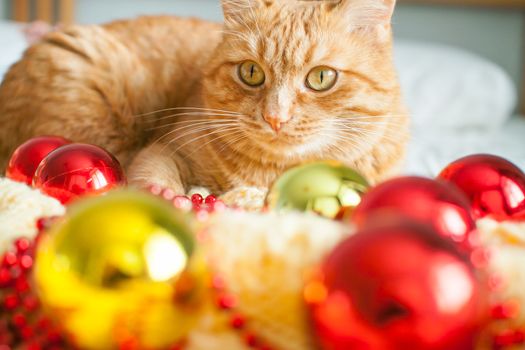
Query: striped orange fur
0 0 408 194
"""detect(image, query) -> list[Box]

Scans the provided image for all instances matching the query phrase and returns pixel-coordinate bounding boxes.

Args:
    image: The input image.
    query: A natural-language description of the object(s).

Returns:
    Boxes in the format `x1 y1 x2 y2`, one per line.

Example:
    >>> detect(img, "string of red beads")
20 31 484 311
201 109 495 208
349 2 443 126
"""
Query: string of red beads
211 276 274 350
0 192 275 350
0 225 69 350
170 191 277 349
488 277 525 349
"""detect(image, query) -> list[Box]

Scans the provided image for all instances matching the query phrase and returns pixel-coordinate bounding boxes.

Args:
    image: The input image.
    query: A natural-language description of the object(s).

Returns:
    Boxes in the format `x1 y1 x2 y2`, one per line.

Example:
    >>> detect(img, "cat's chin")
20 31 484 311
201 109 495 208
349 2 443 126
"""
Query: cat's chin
242 134 334 163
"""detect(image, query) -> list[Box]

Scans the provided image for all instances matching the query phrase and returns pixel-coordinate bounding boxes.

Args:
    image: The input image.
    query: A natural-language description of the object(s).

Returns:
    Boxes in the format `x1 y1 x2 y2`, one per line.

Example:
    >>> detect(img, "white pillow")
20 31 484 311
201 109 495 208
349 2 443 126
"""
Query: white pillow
394 39 517 129
0 21 27 82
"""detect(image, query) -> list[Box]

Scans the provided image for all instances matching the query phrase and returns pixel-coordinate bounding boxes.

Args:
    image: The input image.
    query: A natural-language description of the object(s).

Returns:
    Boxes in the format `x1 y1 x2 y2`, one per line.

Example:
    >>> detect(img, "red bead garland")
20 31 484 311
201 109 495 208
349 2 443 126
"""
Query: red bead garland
1 193 278 350
210 275 276 350
167 191 277 350
491 300 520 320
489 296 525 349
485 265 525 349
0 230 69 349
148 186 226 214
493 329 525 349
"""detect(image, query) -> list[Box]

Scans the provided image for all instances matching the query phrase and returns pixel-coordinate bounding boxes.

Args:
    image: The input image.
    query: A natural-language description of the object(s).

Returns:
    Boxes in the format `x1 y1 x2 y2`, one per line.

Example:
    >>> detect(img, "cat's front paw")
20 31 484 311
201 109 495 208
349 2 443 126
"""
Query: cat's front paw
220 186 268 211
147 184 192 211
148 184 178 200
147 184 226 213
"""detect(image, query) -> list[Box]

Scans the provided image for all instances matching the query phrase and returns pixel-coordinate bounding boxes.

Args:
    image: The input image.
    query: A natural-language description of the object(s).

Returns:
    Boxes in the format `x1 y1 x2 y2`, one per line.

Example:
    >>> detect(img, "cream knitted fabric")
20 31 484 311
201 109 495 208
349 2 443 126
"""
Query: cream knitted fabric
0 177 65 252
191 210 351 350
478 219 525 326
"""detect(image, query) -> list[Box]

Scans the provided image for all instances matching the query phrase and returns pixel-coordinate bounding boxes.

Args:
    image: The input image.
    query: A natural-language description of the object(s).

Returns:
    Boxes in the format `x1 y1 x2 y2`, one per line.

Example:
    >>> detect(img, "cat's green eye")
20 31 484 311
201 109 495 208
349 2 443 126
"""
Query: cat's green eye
306 66 338 92
238 61 265 87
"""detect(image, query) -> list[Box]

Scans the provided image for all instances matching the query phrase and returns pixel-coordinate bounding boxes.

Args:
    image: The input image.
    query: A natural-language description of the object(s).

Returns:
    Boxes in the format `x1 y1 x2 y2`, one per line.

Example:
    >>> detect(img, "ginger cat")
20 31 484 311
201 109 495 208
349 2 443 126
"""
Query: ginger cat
0 0 409 195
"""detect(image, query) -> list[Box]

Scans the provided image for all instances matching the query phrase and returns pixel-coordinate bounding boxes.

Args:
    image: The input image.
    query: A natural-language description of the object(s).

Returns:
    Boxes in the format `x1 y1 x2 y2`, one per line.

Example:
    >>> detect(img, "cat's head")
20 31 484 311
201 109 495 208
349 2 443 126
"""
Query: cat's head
202 0 405 164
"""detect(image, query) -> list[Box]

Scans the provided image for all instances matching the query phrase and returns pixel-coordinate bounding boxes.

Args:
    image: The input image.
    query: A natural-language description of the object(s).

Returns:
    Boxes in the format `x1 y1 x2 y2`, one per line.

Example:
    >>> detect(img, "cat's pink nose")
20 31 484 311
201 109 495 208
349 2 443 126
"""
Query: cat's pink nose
264 115 287 133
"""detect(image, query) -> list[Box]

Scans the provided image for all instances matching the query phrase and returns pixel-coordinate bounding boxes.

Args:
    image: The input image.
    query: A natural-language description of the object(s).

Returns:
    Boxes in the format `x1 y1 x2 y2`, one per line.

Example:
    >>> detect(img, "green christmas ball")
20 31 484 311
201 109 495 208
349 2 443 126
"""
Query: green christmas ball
266 161 369 219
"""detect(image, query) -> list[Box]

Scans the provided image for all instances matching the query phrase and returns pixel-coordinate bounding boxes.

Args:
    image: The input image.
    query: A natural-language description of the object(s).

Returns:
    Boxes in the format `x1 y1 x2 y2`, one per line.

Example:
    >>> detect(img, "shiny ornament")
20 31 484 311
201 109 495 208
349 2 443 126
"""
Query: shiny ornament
305 220 488 350
438 154 525 221
6 136 71 185
352 177 476 251
34 191 207 350
33 143 126 204
266 161 369 219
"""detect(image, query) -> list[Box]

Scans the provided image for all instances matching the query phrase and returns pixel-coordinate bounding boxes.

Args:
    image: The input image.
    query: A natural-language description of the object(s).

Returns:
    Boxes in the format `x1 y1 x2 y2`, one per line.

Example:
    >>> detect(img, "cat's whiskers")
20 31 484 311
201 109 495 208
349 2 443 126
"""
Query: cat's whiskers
154 120 238 139
141 114 243 129
310 132 348 159
193 131 253 175
321 131 364 149
147 118 239 131
160 123 240 148
336 113 409 121
172 126 242 157
134 106 244 119
149 112 243 123
340 125 411 143
333 120 408 135
216 131 249 155
317 133 360 158
151 119 240 148
332 121 397 130
333 116 409 131
333 117 410 130
323 120 398 147
183 128 246 160
330 125 409 145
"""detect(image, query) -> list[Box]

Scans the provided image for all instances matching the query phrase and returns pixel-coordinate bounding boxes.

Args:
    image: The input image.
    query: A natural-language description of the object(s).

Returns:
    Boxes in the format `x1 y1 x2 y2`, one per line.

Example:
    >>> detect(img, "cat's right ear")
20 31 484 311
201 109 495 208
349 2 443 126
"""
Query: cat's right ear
221 0 260 26
330 0 397 27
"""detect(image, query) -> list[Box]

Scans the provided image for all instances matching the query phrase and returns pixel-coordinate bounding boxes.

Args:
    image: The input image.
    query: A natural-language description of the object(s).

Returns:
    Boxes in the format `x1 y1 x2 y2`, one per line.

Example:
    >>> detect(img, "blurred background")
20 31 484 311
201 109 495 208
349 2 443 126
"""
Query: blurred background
0 0 524 175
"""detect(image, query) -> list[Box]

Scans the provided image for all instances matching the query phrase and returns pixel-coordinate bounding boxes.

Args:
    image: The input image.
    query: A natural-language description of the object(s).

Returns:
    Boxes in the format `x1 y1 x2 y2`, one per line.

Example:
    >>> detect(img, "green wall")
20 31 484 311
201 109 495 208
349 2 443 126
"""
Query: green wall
0 0 7 19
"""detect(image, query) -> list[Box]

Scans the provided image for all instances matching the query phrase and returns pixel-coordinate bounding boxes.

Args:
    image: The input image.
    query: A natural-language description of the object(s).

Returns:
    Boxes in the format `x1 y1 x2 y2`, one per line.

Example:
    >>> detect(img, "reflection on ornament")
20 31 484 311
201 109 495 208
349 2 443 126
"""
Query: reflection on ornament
439 154 525 221
33 143 126 204
266 161 369 219
6 136 71 185
305 220 488 350
353 177 476 251
34 191 206 349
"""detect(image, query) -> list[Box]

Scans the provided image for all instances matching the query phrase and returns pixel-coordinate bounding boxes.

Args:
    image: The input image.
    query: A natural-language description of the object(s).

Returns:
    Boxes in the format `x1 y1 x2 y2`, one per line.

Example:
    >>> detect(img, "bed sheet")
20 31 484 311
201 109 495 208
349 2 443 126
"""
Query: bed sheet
406 117 525 176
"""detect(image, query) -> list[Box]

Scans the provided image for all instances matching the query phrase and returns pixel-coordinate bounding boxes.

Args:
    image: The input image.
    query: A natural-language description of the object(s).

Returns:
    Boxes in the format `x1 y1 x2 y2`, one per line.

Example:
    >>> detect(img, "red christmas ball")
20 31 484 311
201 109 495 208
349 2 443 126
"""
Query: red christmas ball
305 221 488 350
33 143 126 204
6 136 71 185
352 177 476 251
438 154 525 221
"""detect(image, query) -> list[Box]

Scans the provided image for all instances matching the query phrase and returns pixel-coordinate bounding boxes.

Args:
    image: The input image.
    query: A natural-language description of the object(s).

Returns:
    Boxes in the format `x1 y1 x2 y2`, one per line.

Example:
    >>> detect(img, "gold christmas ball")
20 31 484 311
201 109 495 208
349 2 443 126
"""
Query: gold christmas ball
266 161 369 219
34 190 207 350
